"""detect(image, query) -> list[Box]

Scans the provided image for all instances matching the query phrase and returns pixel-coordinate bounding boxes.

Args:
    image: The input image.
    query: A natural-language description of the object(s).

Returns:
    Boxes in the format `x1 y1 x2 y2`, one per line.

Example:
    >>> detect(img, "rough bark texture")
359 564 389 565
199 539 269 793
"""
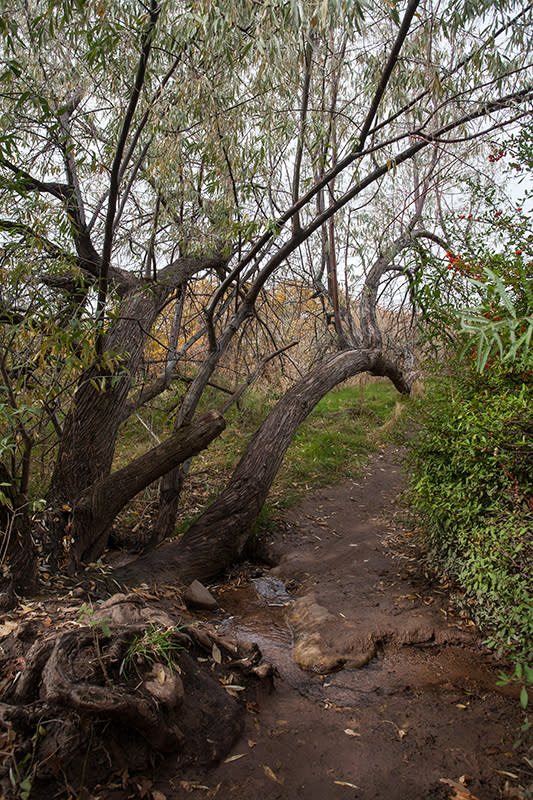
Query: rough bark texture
0 593 271 797
48 287 170 505
0 464 37 607
115 348 412 587
44 255 226 568
70 410 225 566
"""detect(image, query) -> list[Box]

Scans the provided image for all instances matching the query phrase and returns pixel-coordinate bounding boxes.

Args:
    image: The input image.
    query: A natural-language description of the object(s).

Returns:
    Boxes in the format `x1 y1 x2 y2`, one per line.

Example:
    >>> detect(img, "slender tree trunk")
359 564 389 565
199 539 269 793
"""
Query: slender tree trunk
114 348 411 587
0 464 37 608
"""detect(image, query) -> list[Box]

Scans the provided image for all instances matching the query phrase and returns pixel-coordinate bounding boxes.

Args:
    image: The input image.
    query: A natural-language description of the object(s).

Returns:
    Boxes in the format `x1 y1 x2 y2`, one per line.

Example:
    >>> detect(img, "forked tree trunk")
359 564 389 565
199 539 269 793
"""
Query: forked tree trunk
66 411 225 569
115 348 411 587
44 256 225 570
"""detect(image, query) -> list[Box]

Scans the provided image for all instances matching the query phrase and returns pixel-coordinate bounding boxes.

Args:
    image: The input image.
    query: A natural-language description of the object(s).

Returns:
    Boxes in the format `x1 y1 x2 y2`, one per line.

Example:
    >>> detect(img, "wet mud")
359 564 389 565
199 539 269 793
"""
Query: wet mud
157 445 530 800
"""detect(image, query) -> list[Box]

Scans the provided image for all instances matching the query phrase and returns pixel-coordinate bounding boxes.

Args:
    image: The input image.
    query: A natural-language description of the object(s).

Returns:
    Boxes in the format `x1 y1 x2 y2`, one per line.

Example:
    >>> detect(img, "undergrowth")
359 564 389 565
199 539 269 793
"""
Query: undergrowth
403 359 533 664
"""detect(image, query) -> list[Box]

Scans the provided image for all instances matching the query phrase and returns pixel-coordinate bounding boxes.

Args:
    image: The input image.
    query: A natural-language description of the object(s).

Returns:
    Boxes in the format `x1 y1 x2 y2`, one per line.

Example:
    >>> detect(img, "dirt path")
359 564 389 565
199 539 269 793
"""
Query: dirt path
157 445 527 800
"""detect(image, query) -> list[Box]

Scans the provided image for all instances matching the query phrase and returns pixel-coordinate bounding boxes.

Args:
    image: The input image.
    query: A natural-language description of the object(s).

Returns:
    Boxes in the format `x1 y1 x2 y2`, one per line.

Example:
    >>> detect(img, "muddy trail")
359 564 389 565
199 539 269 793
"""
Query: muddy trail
1 446 529 800
160 445 529 800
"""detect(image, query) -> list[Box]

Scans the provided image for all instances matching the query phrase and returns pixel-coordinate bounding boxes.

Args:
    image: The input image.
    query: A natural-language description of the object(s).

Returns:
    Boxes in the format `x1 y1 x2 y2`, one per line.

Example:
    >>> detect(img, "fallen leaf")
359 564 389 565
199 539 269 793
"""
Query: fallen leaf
344 728 360 737
496 771 519 779
334 780 360 789
151 791 167 800
157 667 166 685
212 643 222 664
460 775 472 785
223 684 245 697
224 753 246 763
398 728 407 739
136 777 153 799
0 621 18 638
177 781 210 793
264 765 283 784
247 739 256 748
440 778 480 799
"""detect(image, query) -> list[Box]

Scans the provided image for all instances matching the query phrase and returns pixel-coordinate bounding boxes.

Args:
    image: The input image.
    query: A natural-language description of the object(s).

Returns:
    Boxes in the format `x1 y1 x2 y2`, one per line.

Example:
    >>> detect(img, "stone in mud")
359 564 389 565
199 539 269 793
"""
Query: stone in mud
95 592 175 627
287 594 378 673
184 579 218 610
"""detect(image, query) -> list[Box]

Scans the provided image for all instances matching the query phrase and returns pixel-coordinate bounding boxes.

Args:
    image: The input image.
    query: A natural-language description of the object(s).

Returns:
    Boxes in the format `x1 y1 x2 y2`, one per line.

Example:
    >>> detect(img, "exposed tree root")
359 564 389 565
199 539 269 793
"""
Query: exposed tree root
0 593 271 798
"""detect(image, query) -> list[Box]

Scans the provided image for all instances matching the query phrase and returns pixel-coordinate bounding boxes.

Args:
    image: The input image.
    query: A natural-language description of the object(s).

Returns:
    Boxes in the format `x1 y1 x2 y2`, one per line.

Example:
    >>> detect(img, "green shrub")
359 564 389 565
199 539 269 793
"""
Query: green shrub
406 358 533 660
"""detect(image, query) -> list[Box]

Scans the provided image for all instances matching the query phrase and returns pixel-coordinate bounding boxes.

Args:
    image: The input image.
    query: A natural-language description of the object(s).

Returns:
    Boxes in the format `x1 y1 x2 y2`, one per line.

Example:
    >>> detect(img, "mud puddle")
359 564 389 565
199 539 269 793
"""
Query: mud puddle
214 579 306 689
214 571 508 708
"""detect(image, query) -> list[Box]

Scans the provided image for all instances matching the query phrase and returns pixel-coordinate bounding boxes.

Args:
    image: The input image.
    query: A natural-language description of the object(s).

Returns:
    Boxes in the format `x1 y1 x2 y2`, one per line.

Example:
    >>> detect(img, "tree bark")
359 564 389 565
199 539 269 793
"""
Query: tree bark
0 464 37 607
44 255 226 569
68 410 225 567
48 290 164 508
114 348 411 587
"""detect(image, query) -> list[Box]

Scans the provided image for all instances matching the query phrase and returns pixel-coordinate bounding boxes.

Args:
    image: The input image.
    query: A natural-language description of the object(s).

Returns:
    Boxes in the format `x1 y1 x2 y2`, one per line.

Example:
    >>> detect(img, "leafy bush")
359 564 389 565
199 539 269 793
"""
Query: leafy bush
407 126 533 664
406 325 532 662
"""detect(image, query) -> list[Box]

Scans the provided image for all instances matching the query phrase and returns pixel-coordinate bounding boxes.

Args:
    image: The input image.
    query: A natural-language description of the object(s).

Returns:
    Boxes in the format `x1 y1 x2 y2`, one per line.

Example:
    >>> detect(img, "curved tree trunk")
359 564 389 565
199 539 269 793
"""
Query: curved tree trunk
114 348 412 587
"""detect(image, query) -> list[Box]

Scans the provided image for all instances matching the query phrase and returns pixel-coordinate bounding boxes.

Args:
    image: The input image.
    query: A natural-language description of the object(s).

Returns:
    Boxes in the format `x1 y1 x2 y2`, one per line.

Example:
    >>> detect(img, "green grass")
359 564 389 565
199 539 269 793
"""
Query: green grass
264 380 400 513
112 377 402 539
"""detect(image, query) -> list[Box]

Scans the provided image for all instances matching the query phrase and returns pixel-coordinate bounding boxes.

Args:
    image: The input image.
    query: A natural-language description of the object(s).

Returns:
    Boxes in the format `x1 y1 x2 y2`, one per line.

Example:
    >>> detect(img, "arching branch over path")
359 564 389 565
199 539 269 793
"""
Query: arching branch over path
114 348 412 587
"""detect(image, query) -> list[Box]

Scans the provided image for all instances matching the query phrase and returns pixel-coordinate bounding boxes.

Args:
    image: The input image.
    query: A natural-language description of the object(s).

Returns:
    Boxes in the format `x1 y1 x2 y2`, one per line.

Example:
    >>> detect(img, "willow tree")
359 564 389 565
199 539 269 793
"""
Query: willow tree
0 0 531 590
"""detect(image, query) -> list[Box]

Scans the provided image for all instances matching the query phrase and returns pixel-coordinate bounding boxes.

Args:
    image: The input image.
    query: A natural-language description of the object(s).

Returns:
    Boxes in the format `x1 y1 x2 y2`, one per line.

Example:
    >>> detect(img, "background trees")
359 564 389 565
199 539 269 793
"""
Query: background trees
0 0 532 589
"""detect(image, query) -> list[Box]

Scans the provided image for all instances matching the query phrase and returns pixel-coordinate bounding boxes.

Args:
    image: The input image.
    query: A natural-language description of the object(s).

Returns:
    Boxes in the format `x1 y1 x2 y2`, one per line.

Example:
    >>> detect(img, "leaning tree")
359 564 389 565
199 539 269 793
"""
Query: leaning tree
0 0 531 591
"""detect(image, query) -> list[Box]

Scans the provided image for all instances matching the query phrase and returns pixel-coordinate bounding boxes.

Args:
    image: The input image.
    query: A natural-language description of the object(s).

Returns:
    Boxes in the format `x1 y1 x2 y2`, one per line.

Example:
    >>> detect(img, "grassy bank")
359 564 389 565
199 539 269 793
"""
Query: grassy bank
114 378 401 538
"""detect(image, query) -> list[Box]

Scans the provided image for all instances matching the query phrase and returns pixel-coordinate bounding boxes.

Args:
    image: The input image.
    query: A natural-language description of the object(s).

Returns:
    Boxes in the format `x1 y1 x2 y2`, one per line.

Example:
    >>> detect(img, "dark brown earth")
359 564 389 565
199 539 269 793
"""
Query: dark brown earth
1 445 531 800
148 444 531 800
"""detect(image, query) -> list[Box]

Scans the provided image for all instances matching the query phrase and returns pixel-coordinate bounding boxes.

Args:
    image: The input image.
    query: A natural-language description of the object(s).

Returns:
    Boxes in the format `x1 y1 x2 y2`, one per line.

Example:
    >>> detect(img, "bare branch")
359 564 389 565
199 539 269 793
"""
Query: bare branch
96 0 161 355
218 340 299 415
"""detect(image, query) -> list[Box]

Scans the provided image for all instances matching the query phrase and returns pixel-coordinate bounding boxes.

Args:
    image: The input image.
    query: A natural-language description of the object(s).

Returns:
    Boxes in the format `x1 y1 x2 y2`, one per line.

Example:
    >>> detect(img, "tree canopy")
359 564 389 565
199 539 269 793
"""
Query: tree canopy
0 0 531 584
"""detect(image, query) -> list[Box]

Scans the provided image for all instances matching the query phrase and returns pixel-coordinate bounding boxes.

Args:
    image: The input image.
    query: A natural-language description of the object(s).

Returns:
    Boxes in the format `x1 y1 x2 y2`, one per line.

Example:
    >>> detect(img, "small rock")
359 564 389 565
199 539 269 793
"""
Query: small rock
184 580 218 610
94 593 175 627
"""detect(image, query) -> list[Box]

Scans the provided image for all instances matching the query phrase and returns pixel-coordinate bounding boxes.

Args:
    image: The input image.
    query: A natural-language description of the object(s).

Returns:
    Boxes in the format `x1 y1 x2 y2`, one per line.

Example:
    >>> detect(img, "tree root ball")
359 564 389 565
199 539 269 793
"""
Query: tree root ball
0 593 271 797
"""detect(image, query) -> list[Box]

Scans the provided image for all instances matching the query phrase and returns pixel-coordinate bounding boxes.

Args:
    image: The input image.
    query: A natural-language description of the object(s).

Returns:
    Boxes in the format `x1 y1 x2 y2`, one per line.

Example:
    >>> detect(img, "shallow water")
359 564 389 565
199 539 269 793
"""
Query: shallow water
214 573 509 708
